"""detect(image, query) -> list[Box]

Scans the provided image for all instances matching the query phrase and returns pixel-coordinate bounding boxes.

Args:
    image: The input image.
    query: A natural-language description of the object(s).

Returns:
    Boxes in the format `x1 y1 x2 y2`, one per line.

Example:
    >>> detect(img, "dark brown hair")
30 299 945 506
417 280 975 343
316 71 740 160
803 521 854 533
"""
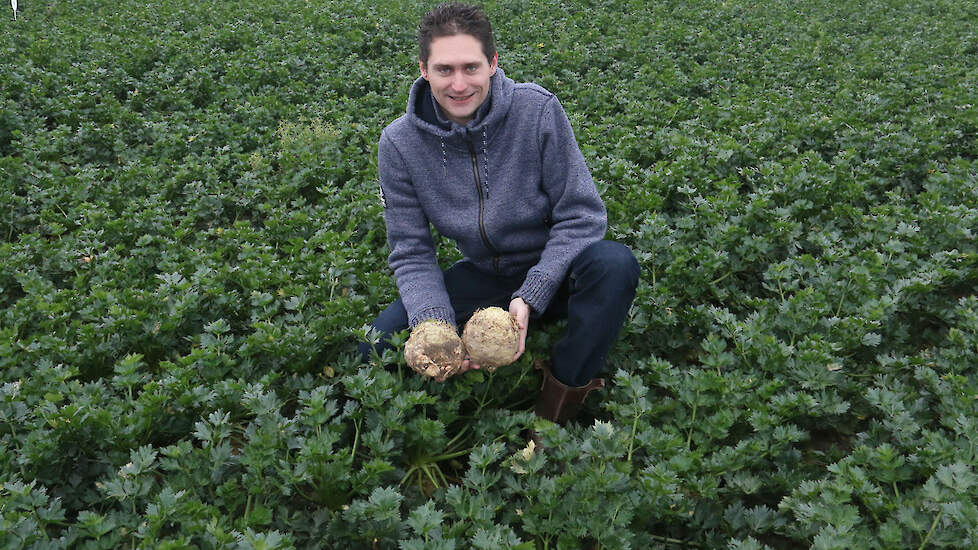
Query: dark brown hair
418 3 496 65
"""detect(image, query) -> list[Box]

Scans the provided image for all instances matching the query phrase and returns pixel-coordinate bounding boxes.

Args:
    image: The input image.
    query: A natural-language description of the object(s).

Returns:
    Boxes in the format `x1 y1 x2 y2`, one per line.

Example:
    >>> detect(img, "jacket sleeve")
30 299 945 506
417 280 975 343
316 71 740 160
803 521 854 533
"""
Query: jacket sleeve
514 96 607 314
378 131 456 328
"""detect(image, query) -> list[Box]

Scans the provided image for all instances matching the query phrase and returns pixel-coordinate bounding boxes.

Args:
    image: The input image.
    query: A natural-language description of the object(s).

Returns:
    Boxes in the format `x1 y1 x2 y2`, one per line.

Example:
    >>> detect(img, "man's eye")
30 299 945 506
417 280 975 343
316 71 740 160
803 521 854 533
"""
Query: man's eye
438 68 450 75
466 66 478 73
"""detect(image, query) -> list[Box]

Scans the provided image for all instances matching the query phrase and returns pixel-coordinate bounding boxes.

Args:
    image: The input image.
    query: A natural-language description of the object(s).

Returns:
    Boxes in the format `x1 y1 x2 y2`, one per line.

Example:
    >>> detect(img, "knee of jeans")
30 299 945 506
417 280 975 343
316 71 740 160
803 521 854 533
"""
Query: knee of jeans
587 241 641 288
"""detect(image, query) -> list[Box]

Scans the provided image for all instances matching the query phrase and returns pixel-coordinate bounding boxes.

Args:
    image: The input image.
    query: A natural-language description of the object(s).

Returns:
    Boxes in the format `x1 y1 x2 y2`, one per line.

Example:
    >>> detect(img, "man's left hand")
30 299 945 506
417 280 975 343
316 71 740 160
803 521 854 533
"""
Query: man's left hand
510 297 530 362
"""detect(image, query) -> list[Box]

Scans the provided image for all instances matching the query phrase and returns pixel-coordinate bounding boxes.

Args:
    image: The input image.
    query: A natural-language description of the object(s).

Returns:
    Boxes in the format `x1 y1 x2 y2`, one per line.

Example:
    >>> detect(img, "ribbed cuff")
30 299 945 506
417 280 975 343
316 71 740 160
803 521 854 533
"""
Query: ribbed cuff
514 272 559 317
409 306 456 330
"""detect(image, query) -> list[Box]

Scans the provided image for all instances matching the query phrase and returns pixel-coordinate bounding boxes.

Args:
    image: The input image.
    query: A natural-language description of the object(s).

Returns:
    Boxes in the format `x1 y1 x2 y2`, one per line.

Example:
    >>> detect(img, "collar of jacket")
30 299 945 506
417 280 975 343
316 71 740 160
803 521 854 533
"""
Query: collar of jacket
406 68 515 142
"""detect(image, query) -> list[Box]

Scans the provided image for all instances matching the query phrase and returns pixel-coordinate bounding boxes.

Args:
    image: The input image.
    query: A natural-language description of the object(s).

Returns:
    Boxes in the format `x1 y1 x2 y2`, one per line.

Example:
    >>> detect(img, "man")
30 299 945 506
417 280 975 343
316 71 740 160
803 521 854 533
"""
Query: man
360 2 640 426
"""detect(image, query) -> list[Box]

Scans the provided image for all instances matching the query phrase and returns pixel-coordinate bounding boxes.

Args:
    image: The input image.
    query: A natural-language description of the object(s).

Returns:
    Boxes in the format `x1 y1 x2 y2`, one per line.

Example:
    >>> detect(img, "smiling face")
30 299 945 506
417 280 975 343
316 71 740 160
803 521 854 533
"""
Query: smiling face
420 33 497 126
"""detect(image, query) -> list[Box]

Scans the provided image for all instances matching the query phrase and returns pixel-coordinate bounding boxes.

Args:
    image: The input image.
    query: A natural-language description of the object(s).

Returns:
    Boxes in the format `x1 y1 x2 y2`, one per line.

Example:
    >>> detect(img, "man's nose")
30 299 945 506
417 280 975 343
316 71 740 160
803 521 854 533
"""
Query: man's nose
451 73 467 91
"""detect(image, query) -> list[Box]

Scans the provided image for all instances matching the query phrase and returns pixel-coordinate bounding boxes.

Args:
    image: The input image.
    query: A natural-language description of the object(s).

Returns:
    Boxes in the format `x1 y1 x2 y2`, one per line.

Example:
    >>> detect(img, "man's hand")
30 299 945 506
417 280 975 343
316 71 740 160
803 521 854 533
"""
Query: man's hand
456 357 481 376
509 297 530 362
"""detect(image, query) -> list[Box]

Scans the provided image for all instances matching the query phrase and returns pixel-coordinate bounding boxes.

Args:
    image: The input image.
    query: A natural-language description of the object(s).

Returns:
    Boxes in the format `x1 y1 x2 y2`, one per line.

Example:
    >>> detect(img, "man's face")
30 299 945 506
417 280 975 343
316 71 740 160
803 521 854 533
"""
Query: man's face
420 33 497 126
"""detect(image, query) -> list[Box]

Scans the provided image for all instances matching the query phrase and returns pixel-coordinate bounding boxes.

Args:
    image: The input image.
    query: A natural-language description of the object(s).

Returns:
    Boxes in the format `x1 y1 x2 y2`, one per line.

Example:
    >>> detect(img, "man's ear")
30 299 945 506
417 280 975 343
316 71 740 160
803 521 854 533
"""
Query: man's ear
489 53 498 76
419 60 428 80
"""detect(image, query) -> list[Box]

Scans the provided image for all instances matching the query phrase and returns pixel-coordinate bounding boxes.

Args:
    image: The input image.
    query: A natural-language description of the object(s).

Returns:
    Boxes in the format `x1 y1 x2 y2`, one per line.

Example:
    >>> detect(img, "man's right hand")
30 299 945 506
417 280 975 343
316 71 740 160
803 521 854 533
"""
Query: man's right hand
456 357 482 377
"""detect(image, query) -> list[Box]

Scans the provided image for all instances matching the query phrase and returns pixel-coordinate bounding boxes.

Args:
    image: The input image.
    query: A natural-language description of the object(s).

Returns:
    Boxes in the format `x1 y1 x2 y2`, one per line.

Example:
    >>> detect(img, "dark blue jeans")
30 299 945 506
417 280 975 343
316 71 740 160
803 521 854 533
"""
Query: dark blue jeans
359 240 640 387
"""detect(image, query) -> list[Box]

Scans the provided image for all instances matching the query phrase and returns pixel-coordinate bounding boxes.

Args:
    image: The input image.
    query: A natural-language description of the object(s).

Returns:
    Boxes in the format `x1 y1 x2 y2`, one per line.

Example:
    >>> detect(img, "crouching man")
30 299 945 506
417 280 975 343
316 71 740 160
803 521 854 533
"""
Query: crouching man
360 2 640 427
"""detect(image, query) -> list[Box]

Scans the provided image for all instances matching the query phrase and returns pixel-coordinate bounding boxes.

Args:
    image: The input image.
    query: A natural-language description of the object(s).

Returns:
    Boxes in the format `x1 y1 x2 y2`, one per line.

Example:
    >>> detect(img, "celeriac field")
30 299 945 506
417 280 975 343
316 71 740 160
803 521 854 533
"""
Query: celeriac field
2 0 977 548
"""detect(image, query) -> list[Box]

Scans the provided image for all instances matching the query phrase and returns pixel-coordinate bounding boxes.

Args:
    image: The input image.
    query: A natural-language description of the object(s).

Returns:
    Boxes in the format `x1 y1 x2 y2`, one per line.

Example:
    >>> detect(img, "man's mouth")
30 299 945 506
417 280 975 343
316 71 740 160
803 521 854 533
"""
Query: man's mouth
448 92 476 102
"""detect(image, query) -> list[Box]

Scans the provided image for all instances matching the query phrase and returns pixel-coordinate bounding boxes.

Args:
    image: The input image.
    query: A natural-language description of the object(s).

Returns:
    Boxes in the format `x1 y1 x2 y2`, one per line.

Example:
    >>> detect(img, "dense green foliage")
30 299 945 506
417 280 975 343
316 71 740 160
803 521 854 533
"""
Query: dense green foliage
2 0 978 548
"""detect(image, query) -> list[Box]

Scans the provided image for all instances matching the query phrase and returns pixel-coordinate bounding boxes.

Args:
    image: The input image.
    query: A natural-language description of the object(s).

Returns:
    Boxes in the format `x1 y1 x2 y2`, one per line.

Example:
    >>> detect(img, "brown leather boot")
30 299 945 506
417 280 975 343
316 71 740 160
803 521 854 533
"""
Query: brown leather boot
534 363 605 423
528 363 605 448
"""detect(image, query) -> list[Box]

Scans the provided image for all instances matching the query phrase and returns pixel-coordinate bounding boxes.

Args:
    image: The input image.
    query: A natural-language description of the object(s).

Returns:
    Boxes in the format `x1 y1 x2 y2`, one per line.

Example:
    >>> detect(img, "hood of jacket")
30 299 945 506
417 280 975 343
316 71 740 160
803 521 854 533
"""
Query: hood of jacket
405 68 516 140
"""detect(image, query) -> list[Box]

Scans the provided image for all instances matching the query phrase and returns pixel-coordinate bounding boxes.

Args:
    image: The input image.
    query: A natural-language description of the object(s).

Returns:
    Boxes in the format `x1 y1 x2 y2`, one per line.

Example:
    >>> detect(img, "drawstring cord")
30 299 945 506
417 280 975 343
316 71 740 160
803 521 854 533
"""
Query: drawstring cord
440 138 447 178
481 128 489 199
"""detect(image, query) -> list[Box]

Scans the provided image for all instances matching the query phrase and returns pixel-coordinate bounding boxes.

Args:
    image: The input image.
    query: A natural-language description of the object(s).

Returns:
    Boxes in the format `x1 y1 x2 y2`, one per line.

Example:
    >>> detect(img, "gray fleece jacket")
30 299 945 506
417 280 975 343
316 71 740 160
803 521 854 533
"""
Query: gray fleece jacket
378 68 607 328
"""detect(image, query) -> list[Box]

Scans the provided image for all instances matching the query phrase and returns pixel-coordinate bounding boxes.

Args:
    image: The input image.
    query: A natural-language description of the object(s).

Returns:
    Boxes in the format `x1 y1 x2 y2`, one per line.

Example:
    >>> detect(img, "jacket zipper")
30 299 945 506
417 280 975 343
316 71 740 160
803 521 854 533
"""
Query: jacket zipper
467 140 500 272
